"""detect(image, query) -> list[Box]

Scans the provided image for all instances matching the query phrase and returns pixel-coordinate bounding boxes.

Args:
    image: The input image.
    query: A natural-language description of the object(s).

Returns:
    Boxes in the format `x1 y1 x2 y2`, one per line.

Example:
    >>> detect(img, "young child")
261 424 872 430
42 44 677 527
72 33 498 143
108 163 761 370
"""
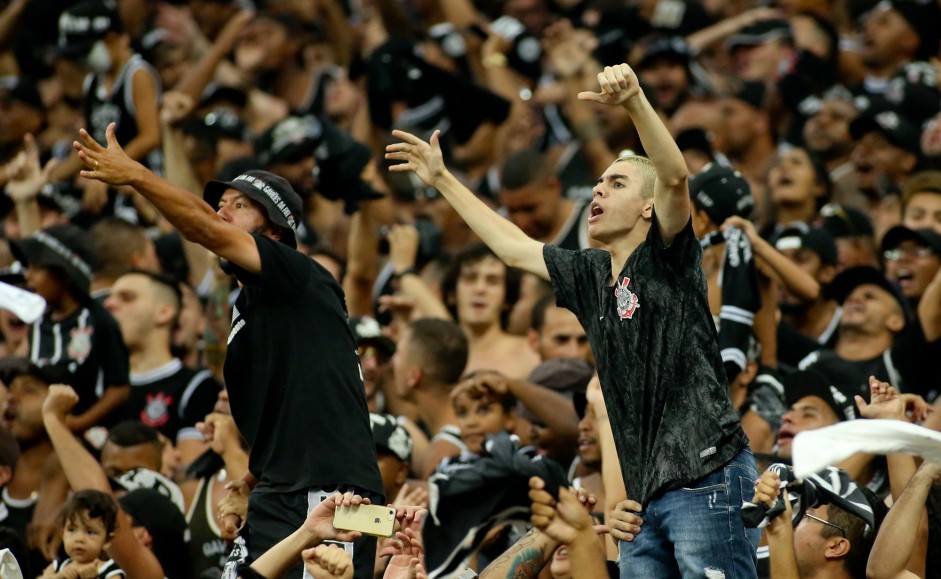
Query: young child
450 371 518 458
42 489 125 578
11 224 130 431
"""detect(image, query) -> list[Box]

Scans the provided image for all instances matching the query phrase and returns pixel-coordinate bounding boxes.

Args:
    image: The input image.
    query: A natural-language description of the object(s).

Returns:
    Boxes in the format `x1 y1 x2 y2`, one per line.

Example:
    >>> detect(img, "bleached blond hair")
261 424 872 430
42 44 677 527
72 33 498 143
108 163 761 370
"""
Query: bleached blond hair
612 155 656 199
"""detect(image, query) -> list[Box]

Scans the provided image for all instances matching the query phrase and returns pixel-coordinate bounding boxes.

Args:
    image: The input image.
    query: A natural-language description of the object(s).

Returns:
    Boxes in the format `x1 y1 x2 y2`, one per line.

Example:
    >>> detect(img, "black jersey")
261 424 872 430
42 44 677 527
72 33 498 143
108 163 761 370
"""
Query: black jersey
550 199 591 251
185 476 227 577
28 300 129 417
0 488 35 543
52 557 125 578
83 54 162 174
127 359 221 444
544 216 747 506
225 234 382 495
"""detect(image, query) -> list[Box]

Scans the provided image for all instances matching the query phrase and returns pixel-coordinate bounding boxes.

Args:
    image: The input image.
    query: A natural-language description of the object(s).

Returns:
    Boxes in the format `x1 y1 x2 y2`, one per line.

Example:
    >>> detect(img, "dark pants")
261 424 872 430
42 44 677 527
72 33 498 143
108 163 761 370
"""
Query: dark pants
243 486 380 579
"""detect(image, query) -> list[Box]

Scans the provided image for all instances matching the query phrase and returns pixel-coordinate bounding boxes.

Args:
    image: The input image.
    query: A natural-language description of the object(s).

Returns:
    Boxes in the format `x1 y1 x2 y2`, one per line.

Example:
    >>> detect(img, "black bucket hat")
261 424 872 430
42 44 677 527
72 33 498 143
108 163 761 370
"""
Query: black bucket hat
202 170 302 248
10 224 95 296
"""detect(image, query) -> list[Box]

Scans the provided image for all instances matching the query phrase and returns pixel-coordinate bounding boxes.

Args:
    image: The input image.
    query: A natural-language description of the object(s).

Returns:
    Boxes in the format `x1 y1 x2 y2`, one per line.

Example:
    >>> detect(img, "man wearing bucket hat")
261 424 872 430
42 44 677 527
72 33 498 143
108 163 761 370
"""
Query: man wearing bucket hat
10 224 130 432
71 124 383 578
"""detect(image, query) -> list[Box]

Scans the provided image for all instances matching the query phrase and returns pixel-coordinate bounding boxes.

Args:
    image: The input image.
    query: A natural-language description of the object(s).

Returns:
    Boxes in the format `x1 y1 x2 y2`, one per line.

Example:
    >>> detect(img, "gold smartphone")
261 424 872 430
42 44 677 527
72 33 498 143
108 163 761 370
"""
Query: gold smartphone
333 504 397 537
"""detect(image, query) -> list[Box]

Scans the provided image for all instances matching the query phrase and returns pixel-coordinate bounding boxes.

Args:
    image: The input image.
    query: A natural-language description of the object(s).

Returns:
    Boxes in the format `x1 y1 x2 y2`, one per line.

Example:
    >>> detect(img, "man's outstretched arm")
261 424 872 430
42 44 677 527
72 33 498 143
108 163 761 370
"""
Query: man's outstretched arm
579 64 690 245
73 123 264 275
386 130 549 280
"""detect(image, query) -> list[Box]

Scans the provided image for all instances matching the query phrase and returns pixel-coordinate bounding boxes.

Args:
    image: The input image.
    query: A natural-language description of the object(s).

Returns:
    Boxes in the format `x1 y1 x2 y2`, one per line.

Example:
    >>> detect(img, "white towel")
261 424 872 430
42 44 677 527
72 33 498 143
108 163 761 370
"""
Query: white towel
0 281 45 323
792 419 941 478
0 548 23 579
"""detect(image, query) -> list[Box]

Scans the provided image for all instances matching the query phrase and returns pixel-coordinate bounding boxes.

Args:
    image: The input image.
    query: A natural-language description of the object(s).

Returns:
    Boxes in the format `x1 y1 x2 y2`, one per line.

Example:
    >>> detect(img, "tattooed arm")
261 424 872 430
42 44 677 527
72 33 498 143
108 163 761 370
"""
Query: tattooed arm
479 528 559 579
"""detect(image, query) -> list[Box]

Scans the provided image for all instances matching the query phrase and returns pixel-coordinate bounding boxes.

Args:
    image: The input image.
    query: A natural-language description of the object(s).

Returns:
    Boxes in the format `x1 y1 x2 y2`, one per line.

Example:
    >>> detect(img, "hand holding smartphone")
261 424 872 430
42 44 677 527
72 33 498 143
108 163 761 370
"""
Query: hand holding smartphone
333 503 397 537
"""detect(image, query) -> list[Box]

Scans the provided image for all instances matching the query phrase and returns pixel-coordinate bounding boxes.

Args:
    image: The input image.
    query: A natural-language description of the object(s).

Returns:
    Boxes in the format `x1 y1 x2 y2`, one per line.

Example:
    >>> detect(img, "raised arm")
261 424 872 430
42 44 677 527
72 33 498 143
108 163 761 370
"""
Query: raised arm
866 462 940 579
42 385 164 579
73 123 264 275
386 130 549 280
578 64 690 244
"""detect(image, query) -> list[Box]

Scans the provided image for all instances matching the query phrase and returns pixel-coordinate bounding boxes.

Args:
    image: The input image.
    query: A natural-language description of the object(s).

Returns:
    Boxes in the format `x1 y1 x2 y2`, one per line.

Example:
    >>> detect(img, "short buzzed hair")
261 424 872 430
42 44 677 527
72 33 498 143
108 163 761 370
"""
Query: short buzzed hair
613 155 657 199
407 318 468 387
501 149 549 189
123 270 183 327
90 218 151 280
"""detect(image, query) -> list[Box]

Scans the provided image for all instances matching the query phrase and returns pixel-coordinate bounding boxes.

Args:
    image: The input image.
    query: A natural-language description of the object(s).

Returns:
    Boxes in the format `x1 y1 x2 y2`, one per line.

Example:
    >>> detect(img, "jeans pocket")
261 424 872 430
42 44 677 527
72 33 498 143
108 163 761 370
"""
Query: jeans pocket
679 482 727 493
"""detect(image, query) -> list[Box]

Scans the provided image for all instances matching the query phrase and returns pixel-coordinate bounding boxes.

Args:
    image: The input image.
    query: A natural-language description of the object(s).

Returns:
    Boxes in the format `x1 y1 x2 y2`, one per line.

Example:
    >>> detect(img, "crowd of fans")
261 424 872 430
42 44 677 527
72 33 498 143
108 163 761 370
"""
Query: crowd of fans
0 0 937 577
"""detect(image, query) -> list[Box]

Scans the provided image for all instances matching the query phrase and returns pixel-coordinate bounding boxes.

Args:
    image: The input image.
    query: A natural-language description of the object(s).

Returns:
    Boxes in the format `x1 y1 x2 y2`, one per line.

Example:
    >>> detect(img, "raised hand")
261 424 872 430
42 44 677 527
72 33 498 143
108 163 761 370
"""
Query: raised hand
5 134 57 203
529 477 595 545
577 64 641 106
41 385 80 421
160 91 196 126
542 19 597 78
303 492 370 543
855 376 904 421
385 130 446 188
73 123 144 188
388 224 420 275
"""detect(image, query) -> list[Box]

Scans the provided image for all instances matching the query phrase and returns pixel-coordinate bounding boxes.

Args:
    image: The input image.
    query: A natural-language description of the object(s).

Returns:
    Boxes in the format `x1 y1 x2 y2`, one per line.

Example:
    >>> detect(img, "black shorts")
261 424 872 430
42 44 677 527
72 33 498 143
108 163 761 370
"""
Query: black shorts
242 486 381 579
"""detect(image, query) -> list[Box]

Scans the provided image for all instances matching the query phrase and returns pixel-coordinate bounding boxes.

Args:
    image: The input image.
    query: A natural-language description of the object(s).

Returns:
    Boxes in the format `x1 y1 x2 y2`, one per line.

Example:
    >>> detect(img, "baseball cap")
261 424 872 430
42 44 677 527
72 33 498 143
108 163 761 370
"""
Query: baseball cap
526 358 594 421
111 467 186 514
881 225 941 255
818 203 874 238
727 19 793 50
370 413 413 463
203 170 301 248
689 162 755 225
350 316 395 358
849 110 921 154
255 115 324 166
883 0 941 61
775 224 839 266
830 265 909 318
637 36 692 70
0 76 43 110
784 369 858 422
10 224 95 295
57 0 121 60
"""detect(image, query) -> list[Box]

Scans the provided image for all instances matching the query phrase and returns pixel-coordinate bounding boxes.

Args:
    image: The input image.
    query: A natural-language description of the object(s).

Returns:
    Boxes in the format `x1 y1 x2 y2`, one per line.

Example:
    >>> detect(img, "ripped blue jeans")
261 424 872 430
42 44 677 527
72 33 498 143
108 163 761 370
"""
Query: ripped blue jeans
617 447 761 578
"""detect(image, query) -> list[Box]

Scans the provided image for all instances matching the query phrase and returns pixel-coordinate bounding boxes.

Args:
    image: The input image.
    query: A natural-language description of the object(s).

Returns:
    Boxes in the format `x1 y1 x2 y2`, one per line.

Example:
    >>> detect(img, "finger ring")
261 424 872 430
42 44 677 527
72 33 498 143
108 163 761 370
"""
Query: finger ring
93 160 98 169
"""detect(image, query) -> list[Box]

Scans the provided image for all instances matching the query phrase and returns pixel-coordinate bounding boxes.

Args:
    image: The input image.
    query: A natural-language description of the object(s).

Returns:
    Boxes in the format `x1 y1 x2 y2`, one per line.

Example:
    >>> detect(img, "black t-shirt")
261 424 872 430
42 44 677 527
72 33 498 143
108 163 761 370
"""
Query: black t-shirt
543 216 746 506
126 359 221 444
225 235 382 495
28 300 130 417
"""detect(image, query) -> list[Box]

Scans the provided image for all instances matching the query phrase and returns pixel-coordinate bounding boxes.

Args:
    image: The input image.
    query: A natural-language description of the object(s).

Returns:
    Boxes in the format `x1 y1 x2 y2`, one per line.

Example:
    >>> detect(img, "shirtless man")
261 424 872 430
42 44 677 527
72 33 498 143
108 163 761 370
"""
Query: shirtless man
443 244 540 379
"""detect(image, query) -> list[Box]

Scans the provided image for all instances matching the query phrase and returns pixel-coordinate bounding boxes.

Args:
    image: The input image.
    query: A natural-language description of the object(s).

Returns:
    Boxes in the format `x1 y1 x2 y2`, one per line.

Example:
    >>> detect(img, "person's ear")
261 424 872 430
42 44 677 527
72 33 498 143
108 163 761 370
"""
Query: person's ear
153 303 176 328
0 466 11 487
886 311 905 333
642 199 654 221
526 329 540 353
823 536 851 560
407 366 422 389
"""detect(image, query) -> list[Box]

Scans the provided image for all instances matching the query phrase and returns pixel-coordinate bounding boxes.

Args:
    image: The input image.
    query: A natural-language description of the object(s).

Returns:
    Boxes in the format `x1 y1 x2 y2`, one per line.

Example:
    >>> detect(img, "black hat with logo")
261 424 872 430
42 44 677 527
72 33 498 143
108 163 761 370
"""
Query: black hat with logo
203 170 302 248
10 224 95 296
57 0 121 60
689 163 755 225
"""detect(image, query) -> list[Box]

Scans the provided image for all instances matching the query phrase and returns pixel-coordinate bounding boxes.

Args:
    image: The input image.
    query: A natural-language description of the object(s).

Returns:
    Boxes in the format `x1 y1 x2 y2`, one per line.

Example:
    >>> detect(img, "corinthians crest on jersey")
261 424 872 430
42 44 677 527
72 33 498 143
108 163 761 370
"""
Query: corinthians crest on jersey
615 276 640 320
